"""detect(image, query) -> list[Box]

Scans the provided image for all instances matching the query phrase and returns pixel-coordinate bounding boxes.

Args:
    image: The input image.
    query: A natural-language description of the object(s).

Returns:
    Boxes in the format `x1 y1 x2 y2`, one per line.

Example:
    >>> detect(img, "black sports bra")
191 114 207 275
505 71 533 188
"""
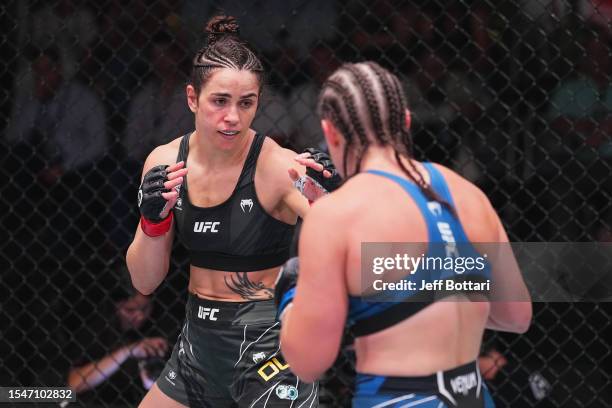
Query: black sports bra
173 133 295 272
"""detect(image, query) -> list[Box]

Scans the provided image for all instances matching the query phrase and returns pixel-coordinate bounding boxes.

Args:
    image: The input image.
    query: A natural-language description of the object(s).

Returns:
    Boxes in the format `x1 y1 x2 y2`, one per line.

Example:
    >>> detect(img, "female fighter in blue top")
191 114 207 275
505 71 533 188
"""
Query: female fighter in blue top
276 61 532 408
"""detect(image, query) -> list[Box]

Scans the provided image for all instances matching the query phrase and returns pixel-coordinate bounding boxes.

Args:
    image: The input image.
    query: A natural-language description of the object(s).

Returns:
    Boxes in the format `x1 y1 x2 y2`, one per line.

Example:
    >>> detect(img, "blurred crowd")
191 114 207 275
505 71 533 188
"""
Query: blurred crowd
1 0 611 406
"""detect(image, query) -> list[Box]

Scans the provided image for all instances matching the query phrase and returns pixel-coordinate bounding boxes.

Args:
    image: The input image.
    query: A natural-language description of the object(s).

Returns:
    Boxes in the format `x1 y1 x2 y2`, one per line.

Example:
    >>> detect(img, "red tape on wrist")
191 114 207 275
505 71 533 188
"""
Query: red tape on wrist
140 212 173 237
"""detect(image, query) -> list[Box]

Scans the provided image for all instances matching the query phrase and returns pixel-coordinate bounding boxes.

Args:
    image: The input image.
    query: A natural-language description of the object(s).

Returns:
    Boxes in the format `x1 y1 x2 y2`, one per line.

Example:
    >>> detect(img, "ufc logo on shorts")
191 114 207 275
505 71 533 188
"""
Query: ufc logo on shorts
194 221 220 233
198 307 219 321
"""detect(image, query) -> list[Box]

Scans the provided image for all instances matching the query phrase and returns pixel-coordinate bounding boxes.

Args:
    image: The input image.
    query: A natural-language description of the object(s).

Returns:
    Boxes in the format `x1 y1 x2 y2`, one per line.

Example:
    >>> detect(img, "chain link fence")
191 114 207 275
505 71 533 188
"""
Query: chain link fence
1 0 611 406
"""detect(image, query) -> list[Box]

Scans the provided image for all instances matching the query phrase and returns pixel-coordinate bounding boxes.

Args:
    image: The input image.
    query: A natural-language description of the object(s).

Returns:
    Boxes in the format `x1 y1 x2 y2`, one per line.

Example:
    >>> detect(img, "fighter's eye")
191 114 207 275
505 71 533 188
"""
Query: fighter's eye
240 99 254 109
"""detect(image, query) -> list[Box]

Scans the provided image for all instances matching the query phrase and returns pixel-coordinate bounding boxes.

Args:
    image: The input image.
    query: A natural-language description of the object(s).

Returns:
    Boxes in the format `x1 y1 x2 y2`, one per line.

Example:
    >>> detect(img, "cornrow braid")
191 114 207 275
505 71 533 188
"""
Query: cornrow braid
319 64 376 177
352 141 370 175
366 62 400 142
369 63 450 211
318 61 456 217
383 69 446 204
344 83 371 176
368 62 409 154
320 85 354 141
336 78 371 176
324 79 368 144
321 78 366 177
320 100 353 147
344 64 388 142
389 73 414 155
323 75 376 178
196 47 237 69
319 86 352 177
341 138 351 180
390 70 456 215
320 99 353 180
366 63 428 190
190 15 264 94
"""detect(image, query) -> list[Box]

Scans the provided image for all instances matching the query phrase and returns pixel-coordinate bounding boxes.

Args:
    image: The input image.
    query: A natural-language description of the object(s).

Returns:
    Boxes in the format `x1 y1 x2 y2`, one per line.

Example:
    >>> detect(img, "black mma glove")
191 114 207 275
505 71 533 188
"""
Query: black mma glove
274 257 299 321
138 165 171 222
303 147 342 192
138 165 172 222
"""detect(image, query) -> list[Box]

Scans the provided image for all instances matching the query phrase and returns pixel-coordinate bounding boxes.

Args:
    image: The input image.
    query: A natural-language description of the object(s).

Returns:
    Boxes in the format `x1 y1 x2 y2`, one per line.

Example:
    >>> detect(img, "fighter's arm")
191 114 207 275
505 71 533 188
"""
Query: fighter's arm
126 144 187 295
265 144 342 219
280 197 348 382
265 145 311 218
485 202 532 333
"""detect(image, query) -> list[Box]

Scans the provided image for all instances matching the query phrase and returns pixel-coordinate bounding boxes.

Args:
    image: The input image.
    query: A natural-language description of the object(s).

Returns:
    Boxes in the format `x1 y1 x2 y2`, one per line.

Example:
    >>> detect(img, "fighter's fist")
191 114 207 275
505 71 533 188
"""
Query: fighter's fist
289 148 342 203
303 148 341 192
138 161 186 222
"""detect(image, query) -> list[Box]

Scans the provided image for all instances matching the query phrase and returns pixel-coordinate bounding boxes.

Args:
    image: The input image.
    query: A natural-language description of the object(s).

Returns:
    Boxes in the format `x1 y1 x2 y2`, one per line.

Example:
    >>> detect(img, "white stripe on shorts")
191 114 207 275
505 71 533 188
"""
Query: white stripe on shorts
399 395 439 407
249 380 282 408
370 393 416 408
235 322 279 367
238 324 248 362
297 382 317 408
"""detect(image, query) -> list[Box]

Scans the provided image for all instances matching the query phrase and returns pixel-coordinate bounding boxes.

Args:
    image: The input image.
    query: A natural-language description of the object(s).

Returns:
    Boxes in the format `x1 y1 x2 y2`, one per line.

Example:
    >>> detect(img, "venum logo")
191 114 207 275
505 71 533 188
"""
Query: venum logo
252 352 267 364
450 373 477 396
194 221 220 233
240 199 253 213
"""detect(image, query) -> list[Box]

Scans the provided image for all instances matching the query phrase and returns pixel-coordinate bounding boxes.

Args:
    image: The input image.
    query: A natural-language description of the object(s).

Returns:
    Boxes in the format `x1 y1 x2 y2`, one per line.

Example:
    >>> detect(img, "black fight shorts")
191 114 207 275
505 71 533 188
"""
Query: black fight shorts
157 293 319 407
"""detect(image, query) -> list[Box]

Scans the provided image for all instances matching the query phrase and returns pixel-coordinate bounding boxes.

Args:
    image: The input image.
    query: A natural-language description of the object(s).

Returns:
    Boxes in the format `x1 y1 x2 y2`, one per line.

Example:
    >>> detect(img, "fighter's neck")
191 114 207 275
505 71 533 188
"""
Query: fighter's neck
190 130 254 169
359 146 426 182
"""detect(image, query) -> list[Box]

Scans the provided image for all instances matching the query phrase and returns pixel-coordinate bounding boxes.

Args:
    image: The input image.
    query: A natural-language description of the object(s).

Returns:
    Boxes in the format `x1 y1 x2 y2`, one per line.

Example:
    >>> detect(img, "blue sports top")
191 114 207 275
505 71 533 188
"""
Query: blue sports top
348 163 491 337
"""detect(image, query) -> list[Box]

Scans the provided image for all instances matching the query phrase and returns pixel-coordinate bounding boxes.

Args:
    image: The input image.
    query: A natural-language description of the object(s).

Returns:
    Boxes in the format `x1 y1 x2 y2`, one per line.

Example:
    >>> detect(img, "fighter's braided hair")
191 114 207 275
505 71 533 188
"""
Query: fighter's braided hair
318 61 454 214
190 15 264 94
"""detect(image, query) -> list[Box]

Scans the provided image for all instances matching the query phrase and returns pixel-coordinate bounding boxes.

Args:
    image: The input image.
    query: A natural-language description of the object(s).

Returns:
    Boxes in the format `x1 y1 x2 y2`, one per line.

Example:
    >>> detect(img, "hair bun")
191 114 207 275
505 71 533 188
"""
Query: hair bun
205 15 239 45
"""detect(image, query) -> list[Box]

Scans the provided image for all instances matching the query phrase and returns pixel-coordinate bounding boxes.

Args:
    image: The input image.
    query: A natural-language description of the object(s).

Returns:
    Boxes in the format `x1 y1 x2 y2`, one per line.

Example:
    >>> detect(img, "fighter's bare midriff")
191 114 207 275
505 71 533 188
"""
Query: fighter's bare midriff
188 266 280 301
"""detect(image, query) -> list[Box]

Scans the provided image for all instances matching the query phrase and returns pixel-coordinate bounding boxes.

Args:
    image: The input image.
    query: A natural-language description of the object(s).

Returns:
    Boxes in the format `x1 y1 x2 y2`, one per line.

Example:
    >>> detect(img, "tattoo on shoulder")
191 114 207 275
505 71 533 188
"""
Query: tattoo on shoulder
224 273 274 300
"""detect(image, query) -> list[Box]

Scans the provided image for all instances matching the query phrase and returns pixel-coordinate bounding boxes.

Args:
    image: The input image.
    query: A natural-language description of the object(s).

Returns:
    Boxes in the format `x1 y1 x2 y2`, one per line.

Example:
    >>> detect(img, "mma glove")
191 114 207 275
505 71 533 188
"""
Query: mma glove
138 164 173 236
303 147 342 193
274 257 299 321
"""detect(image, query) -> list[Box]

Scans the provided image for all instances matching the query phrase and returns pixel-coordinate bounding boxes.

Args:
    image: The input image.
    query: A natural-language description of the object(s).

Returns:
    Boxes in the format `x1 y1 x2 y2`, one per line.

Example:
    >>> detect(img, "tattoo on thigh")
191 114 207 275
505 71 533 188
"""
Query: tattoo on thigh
225 273 274 300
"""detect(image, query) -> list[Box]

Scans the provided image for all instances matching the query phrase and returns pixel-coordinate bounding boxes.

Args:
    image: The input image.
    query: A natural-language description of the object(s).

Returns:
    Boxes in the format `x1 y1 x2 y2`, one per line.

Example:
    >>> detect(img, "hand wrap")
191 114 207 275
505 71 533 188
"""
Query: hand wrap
138 165 173 236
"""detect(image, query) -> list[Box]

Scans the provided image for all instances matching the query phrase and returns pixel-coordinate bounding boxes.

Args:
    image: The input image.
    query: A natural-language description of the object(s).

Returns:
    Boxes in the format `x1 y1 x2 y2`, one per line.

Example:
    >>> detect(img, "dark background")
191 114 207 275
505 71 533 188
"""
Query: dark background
1 0 611 406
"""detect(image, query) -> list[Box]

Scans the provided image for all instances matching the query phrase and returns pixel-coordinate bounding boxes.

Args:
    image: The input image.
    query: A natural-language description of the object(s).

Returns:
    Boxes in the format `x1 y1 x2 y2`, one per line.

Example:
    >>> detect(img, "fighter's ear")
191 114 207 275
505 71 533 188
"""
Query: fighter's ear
405 109 411 130
321 119 341 148
187 85 198 113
